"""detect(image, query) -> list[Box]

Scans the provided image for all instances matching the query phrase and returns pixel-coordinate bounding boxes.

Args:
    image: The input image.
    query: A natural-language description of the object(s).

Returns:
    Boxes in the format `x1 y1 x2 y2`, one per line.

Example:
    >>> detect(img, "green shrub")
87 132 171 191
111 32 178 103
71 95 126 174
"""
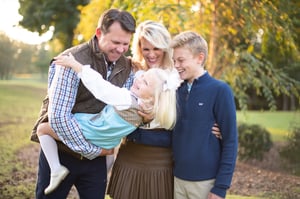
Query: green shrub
279 123 300 175
238 123 273 160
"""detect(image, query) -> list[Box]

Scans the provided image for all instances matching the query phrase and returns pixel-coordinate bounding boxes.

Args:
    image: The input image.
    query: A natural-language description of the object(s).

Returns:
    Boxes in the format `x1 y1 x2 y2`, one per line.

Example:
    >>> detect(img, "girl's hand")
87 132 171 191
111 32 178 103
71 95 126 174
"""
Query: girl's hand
53 53 83 73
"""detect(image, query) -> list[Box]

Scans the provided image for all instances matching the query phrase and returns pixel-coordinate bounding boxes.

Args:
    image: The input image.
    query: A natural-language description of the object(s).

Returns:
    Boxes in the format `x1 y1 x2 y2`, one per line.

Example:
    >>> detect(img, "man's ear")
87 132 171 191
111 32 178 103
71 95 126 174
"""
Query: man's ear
96 28 102 38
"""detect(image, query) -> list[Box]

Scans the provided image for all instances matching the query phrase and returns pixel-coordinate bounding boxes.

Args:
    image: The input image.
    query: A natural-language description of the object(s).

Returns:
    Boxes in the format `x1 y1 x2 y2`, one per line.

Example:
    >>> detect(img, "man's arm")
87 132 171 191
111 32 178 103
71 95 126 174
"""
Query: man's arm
48 63 102 160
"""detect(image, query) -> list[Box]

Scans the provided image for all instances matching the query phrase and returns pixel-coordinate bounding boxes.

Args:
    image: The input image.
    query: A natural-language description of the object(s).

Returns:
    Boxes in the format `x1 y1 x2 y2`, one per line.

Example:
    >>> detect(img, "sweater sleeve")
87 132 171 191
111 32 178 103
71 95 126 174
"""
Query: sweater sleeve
211 83 238 198
78 65 132 110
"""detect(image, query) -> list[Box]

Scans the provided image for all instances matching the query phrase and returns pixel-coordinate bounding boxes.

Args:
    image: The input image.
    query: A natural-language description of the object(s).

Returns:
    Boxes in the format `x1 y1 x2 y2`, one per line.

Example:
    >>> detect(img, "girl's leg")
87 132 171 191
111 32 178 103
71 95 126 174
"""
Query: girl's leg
37 123 61 173
37 123 69 194
106 154 115 174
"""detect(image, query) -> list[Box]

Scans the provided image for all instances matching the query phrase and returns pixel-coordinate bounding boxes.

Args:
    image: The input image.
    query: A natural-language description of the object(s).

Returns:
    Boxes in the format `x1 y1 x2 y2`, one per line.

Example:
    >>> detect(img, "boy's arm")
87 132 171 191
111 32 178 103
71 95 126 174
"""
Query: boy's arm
211 84 238 198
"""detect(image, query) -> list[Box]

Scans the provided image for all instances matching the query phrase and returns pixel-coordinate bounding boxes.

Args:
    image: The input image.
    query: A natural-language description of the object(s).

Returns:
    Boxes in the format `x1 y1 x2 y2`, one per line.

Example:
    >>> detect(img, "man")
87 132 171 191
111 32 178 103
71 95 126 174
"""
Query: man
171 31 238 199
31 9 136 199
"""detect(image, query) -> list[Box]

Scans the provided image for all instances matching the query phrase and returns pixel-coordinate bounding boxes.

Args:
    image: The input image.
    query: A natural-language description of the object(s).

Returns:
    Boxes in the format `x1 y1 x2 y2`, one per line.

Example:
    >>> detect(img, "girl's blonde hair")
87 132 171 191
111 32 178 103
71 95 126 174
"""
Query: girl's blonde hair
144 68 181 130
131 20 173 71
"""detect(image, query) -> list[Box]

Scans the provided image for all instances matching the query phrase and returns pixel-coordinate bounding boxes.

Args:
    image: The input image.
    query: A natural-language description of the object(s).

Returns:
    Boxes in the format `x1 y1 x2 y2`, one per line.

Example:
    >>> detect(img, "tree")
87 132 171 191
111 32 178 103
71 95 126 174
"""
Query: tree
14 42 39 74
33 44 55 79
0 32 38 79
214 0 300 110
17 0 300 110
0 32 15 79
18 0 89 50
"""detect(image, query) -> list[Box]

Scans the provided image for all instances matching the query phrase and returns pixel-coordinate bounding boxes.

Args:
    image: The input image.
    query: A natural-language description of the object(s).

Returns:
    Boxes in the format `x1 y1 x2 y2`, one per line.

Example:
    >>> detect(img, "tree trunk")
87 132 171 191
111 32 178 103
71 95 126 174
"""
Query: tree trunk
207 0 218 76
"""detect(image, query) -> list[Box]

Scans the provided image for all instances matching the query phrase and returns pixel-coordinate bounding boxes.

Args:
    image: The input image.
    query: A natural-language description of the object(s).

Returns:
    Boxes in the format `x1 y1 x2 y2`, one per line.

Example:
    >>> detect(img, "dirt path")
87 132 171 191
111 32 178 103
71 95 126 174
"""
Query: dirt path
18 143 300 199
229 143 300 199
230 162 300 198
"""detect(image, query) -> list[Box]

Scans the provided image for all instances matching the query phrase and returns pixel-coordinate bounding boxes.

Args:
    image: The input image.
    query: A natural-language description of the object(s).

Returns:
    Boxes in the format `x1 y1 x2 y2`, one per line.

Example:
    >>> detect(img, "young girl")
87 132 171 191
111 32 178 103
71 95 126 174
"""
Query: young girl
37 53 181 194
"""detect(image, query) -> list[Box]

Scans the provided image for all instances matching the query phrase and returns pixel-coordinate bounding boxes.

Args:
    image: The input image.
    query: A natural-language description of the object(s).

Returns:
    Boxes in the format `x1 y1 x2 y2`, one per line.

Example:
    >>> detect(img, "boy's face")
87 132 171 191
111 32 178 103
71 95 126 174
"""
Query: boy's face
173 47 204 83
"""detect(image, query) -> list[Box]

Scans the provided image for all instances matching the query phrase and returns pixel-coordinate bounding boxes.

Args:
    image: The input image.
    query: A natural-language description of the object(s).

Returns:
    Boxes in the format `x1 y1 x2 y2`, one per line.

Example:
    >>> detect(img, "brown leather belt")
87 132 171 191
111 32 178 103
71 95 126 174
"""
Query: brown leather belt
57 141 89 161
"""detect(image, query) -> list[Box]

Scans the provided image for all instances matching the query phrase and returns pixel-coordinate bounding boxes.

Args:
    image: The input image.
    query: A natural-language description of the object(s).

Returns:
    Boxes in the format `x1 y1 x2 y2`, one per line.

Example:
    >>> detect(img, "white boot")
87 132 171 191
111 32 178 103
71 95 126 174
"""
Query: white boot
44 165 70 194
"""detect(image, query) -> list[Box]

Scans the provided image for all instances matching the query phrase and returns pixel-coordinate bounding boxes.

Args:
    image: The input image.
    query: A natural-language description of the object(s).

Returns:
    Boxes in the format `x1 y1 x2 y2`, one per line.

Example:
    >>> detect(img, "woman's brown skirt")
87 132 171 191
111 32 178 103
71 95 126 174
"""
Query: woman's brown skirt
107 141 173 199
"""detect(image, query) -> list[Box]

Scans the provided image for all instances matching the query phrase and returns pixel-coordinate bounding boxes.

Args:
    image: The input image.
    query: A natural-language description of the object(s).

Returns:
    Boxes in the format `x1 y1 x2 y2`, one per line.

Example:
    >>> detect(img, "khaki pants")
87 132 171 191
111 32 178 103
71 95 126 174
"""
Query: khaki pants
174 176 215 199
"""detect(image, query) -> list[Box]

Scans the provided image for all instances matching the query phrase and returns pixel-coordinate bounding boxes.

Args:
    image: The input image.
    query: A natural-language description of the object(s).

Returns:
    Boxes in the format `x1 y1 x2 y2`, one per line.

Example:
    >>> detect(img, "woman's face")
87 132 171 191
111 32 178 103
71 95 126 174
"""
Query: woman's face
140 37 164 68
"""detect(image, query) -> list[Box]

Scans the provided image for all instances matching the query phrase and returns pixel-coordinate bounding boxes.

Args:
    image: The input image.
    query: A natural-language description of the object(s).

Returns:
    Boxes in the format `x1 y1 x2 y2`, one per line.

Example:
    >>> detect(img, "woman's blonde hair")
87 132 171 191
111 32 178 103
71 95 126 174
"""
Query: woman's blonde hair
131 20 173 71
144 68 181 130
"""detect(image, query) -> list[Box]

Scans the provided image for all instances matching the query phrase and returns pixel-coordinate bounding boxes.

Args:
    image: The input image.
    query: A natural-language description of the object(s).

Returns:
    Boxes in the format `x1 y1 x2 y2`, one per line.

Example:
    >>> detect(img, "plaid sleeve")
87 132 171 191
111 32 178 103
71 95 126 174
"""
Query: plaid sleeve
48 64 101 160
123 69 135 89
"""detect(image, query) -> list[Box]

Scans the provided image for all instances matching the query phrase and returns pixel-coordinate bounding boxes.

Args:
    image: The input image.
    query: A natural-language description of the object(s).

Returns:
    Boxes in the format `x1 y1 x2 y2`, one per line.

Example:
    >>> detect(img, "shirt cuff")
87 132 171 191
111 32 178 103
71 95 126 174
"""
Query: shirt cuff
211 186 227 198
77 64 91 78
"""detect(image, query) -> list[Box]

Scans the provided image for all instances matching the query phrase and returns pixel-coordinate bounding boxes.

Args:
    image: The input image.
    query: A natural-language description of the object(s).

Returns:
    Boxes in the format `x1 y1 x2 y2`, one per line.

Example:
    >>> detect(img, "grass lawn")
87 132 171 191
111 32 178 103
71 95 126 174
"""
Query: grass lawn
0 80 47 198
237 110 300 141
0 80 298 199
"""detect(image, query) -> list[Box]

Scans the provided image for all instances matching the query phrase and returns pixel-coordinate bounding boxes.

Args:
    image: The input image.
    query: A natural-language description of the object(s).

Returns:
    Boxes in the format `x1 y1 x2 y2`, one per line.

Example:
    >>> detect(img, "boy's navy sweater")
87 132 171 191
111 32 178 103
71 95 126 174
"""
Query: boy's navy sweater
172 72 238 198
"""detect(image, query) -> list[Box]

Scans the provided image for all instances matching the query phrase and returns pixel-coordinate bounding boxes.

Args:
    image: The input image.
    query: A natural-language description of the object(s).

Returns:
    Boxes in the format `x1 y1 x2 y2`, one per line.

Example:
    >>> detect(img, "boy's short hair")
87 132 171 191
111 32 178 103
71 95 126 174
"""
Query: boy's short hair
171 31 208 66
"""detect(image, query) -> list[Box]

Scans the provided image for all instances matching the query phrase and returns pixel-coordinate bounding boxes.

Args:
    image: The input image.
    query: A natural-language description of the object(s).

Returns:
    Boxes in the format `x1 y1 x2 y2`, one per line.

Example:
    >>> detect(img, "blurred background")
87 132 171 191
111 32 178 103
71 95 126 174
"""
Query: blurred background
0 0 299 198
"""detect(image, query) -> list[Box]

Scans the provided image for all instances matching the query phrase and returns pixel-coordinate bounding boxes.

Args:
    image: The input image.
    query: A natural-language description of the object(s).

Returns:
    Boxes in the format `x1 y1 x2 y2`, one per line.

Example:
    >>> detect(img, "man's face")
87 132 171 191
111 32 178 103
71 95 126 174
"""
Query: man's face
97 21 132 62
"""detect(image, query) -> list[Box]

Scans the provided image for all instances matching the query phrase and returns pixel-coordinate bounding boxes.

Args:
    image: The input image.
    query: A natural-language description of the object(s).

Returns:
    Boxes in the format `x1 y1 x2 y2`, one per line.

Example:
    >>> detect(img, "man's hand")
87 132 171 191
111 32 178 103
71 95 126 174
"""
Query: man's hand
99 148 114 156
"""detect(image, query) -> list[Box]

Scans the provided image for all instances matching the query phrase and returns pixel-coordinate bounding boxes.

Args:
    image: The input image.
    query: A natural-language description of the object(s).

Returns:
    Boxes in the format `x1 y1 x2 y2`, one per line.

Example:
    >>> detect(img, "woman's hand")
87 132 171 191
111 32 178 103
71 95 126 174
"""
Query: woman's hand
138 101 154 125
212 123 222 139
138 110 154 125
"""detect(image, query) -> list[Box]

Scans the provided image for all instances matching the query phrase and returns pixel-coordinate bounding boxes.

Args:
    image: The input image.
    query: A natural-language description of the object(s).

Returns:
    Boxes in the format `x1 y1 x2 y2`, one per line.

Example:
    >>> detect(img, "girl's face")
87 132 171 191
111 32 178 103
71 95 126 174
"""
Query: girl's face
130 71 157 100
140 37 164 68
